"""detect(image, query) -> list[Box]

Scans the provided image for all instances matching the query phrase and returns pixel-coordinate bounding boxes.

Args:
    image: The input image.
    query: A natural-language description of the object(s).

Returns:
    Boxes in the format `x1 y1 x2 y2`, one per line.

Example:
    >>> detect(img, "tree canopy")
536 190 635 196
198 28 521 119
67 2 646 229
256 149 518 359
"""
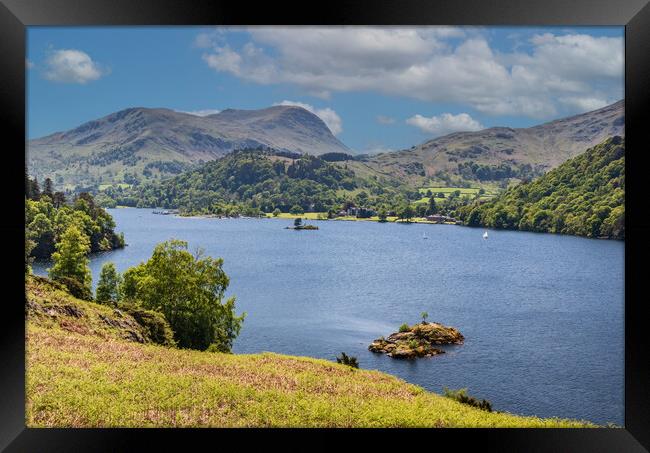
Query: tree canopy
120 240 245 351
457 136 624 239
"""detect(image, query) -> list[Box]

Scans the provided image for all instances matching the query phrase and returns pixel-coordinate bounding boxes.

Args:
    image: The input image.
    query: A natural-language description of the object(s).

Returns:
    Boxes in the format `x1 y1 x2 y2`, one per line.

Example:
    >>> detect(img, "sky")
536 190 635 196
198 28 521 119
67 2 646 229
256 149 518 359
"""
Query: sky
27 26 624 152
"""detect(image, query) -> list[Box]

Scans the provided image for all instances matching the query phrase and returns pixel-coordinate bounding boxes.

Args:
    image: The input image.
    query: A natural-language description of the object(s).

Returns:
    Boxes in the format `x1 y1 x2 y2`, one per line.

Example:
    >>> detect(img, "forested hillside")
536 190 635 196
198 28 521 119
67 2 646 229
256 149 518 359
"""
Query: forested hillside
103 149 420 216
25 175 125 261
457 136 624 239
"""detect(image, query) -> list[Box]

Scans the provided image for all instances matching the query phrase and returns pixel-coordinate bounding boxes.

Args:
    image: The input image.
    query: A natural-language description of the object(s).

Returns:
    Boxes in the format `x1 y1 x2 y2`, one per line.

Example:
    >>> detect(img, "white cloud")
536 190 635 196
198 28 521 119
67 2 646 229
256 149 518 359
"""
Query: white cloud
559 96 609 112
43 49 105 84
178 109 221 116
406 112 484 137
376 115 396 125
199 27 623 119
274 100 343 135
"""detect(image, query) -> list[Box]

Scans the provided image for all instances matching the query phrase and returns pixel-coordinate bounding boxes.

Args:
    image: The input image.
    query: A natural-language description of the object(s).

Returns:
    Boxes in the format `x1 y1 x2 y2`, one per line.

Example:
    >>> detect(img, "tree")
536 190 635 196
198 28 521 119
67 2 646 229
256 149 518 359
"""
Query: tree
428 196 437 215
399 205 415 222
43 178 54 199
25 238 36 274
48 225 92 293
421 311 429 324
120 240 245 351
377 208 388 222
30 177 41 200
272 208 281 217
290 205 304 215
96 262 122 304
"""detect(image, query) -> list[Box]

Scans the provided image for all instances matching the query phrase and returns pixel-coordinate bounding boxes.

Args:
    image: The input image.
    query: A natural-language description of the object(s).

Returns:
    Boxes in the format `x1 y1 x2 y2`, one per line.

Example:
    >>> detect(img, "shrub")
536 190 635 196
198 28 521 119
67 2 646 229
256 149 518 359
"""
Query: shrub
336 352 359 368
399 323 411 333
120 302 176 347
408 339 419 349
54 276 93 301
443 387 493 412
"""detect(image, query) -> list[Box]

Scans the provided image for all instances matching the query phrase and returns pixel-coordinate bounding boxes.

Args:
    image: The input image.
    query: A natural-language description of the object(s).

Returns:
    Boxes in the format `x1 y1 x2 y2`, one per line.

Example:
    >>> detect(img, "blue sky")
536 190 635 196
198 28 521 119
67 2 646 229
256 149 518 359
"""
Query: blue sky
27 26 624 152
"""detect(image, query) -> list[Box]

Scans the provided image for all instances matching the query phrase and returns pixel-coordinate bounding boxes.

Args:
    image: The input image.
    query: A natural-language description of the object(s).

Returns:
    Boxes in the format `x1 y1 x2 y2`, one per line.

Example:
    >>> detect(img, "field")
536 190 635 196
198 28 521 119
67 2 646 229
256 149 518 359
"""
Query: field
416 186 499 204
26 276 594 428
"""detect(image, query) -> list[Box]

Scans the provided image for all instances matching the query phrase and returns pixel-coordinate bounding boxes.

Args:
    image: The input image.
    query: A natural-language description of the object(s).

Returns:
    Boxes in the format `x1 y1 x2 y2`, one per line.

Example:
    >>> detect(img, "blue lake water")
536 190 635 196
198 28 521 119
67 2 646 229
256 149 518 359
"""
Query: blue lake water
33 207 625 425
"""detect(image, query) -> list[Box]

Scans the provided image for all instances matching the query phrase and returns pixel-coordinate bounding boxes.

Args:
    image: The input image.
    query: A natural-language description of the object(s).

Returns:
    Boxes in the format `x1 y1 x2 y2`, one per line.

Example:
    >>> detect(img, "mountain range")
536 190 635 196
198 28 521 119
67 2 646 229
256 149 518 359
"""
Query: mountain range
28 100 624 189
27 106 349 188
351 100 624 187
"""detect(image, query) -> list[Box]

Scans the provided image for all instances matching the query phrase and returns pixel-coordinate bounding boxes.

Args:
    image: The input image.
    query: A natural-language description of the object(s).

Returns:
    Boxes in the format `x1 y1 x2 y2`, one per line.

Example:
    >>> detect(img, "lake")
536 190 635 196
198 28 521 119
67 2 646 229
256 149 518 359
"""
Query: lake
33 207 625 425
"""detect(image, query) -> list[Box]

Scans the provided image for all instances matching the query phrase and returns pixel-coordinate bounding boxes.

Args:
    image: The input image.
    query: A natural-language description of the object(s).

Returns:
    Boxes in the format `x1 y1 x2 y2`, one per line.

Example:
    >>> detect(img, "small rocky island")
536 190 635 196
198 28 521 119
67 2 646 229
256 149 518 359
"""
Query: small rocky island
369 321 464 359
285 217 319 230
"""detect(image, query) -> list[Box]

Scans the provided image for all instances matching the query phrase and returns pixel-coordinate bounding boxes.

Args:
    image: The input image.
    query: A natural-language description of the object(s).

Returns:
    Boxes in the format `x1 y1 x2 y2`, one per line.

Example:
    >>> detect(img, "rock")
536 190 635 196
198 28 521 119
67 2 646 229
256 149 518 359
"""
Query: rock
368 321 463 359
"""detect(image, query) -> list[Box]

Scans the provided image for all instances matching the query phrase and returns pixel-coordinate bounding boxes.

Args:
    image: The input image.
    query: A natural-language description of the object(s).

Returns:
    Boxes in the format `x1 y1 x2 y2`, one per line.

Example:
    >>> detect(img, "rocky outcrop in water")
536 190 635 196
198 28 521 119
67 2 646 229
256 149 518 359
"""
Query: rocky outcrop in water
369 322 464 359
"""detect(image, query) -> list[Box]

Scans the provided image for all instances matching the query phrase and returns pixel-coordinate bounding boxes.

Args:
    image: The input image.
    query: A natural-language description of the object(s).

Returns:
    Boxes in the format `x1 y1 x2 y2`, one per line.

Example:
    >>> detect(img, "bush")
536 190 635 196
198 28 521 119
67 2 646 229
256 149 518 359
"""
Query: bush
54 276 93 301
443 387 493 412
408 339 419 349
399 323 411 333
121 302 176 347
336 352 359 368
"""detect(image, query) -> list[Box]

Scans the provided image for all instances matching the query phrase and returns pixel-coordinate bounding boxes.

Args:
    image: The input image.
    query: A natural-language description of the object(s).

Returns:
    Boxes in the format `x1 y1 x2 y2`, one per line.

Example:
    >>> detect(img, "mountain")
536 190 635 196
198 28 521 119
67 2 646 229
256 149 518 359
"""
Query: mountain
27 105 350 188
457 136 625 239
352 100 624 187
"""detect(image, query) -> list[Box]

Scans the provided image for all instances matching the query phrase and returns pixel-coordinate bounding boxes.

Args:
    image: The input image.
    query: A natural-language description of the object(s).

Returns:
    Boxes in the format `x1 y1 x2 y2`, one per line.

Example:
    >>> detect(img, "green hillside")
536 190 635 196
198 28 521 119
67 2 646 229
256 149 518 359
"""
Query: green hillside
103 149 418 215
26 276 594 428
457 136 625 239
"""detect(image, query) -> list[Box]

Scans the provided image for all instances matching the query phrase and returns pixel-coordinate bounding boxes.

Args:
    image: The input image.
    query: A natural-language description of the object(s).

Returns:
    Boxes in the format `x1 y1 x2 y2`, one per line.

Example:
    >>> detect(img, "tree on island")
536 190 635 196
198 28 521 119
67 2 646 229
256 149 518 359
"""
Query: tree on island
421 311 429 324
48 225 92 295
96 262 122 305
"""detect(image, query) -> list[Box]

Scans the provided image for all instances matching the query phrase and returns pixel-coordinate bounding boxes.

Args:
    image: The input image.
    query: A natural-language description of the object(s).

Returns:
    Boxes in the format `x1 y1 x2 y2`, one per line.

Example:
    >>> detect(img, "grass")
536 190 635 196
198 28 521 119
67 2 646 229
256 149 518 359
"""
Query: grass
416 186 498 203
26 276 596 428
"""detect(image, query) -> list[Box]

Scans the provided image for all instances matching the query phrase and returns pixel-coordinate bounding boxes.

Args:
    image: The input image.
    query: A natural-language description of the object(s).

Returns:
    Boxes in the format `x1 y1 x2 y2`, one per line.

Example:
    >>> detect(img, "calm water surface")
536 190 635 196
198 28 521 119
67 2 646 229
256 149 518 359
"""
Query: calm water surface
34 208 624 425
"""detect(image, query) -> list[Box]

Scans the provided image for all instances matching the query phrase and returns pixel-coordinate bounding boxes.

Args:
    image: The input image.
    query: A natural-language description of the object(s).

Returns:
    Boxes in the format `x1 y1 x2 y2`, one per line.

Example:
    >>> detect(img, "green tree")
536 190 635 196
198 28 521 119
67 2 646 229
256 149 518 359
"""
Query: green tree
25 238 36 274
48 225 92 293
421 311 429 324
377 208 388 222
290 205 304 215
399 205 415 222
272 208 281 217
96 262 122 304
428 196 437 215
120 240 245 351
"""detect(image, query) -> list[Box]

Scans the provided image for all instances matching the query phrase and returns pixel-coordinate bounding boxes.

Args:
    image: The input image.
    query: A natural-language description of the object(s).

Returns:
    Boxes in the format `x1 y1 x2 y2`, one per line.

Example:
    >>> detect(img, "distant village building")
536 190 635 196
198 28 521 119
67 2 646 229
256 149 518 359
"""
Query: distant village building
426 214 455 223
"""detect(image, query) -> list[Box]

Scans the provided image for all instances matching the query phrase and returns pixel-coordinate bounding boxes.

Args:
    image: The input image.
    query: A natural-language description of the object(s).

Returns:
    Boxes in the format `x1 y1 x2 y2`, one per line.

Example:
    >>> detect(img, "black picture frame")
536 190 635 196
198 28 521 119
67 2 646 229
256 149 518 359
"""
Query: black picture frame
1 0 649 450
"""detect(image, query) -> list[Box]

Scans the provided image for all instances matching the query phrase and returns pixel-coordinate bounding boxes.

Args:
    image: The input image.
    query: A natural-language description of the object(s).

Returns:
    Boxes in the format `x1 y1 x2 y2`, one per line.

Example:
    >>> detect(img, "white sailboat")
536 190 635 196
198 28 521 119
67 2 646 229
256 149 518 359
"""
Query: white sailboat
423 232 428 240
483 231 489 240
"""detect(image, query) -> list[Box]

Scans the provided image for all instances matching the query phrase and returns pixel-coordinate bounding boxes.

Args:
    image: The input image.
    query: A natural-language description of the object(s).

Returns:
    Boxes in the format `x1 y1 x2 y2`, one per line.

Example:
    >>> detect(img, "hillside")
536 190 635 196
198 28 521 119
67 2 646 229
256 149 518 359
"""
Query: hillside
355 100 624 187
105 149 415 215
27 106 350 189
26 276 594 428
457 136 625 239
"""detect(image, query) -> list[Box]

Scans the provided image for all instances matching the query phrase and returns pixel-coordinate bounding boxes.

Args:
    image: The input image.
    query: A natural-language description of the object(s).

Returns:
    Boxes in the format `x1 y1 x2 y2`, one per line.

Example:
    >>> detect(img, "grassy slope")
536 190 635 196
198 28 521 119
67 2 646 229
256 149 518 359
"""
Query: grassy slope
26 276 594 428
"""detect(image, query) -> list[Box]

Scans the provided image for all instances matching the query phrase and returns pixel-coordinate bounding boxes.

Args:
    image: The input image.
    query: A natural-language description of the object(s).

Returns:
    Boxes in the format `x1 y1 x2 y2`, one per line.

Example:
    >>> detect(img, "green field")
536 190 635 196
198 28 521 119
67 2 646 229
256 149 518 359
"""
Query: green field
416 186 498 204
26 276 594 428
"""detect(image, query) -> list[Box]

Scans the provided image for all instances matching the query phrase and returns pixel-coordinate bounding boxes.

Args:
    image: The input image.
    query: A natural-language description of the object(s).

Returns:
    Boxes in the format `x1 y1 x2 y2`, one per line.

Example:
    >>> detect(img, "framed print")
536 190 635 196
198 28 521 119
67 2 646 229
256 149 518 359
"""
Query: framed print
1 0 649 450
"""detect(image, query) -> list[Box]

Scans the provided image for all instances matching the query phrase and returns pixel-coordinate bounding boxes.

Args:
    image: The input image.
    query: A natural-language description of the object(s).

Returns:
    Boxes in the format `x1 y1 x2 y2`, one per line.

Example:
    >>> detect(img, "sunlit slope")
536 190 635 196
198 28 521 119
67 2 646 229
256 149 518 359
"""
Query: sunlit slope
26 276 595 428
